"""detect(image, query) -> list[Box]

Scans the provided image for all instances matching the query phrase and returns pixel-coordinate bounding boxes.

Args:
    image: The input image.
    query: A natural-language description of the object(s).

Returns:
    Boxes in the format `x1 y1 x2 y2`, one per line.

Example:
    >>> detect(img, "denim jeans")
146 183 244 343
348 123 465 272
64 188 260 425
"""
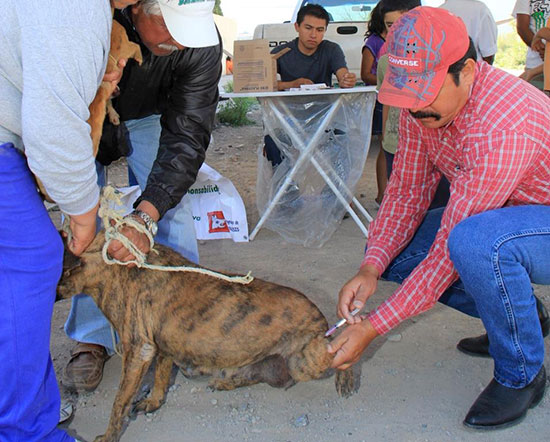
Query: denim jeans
65 114 199 353
0 144 73 441
382 205 550 388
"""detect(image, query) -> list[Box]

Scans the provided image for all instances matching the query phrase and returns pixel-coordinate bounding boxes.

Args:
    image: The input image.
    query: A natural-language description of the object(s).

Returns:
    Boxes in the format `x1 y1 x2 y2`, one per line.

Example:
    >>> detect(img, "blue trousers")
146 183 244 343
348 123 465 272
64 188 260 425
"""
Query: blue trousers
382 206 550 388
0 143 73 441
65 115 199 353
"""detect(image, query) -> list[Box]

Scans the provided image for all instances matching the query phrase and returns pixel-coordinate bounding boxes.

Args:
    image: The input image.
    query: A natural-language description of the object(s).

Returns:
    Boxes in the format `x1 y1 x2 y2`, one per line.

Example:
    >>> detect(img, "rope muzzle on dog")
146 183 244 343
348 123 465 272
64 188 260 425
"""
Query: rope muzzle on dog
98 185 254 284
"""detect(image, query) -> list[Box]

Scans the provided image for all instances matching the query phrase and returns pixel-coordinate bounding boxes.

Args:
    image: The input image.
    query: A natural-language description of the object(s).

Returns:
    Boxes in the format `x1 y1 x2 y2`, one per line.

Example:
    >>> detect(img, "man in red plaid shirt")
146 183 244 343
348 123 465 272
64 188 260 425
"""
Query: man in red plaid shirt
329 6 550 430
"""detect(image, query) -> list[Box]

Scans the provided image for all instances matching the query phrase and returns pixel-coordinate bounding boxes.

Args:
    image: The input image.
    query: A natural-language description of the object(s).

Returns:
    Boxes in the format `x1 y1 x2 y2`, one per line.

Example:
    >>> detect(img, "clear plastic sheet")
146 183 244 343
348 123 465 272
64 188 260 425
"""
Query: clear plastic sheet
256 91 376 247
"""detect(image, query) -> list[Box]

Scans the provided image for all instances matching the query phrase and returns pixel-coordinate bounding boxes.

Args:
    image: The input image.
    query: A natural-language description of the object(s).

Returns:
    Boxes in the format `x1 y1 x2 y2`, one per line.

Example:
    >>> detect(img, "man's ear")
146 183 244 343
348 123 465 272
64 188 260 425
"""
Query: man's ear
294 21 300 33
461 58 476 88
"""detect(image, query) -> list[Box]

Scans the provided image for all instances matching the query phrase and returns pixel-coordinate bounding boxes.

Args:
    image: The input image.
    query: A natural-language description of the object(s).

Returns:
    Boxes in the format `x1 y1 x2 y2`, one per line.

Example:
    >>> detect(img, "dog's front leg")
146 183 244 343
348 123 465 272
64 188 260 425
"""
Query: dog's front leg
133 354 174 414
95 344 155 442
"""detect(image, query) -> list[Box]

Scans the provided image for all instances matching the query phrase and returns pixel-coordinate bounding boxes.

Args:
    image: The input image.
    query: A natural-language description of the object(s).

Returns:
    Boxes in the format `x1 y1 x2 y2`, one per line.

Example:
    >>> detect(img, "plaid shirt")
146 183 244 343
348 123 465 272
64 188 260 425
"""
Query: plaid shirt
363 62 550 335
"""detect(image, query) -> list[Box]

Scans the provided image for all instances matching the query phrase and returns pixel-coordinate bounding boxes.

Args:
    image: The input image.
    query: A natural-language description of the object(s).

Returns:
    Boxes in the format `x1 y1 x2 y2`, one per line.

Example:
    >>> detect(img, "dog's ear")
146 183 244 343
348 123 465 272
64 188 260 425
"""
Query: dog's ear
63 249 83 277
59 231 83 277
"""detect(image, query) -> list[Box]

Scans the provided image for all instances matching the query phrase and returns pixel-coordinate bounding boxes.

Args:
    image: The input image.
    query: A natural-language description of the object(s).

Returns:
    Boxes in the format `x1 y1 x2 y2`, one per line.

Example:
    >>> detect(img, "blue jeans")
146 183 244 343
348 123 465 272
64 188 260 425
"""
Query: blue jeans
382 206 550 388
0 144 73 442
65 114 199 353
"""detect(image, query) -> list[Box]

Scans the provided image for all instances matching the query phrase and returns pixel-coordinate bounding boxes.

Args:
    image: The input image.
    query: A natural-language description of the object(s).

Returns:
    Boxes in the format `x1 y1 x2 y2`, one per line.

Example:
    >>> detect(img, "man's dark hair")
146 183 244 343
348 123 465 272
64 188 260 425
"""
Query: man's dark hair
447 38 477 85
296 3 331 26
380 0 421 17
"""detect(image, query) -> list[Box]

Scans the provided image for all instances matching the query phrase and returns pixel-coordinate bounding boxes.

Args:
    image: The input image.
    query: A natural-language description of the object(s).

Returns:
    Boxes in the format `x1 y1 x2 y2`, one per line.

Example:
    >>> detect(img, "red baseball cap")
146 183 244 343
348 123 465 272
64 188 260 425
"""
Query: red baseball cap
378 7 469 109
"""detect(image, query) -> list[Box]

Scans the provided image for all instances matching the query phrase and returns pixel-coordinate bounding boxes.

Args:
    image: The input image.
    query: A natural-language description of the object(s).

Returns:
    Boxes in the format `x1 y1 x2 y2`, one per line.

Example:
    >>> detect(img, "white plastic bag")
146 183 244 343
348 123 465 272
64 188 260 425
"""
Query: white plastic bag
188 163 249 242
108 164 248 243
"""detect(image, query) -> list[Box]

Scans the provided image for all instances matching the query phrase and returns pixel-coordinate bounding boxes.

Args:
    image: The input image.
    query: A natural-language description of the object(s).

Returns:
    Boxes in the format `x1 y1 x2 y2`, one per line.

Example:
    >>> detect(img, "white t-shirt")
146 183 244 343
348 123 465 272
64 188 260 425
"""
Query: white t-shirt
513 0 550 68
440 0 498 61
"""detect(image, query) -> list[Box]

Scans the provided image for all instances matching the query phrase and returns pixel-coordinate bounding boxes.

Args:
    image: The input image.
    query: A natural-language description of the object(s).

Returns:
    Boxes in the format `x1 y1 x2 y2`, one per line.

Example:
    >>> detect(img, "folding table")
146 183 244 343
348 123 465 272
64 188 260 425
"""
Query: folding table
222 86 377 246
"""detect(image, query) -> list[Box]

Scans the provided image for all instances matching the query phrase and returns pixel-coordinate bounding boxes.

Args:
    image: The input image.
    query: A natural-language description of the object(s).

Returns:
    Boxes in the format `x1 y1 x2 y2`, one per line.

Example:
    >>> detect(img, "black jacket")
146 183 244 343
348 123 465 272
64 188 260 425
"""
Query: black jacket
108 9 222 219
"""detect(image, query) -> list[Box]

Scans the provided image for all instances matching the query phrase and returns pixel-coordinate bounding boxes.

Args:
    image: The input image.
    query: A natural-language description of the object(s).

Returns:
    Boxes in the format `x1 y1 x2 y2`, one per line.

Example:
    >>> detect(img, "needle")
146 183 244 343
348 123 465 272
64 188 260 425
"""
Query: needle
325 307 361 337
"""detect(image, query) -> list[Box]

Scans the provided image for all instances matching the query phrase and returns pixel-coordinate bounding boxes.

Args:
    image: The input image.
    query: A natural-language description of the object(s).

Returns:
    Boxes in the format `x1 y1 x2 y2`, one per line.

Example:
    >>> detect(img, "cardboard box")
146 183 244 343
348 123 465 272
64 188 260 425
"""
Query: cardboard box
233 39 290 93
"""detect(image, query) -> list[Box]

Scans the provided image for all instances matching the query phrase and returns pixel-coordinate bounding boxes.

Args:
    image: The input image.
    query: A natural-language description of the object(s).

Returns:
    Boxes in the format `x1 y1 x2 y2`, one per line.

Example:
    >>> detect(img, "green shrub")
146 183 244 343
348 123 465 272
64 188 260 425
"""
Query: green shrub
217 81 257 126
495 25 527 71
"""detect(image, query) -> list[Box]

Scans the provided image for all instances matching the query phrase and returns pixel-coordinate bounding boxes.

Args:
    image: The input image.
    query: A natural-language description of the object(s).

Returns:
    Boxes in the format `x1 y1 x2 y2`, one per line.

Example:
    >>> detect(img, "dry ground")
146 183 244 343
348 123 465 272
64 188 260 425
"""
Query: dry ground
51 105 550 442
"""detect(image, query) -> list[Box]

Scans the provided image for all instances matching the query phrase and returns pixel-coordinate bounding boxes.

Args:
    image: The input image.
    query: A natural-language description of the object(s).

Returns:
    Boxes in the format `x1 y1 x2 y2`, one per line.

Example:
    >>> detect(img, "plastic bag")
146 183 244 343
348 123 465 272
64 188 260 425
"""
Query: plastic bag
188 163 249 242
108 164 249 243
256 91 376 247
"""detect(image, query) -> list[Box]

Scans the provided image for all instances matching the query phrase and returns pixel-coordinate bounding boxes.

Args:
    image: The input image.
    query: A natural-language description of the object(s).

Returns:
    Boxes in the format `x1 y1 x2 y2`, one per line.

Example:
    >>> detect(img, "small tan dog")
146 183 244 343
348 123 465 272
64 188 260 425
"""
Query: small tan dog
57 232 355 442
88 18 142 157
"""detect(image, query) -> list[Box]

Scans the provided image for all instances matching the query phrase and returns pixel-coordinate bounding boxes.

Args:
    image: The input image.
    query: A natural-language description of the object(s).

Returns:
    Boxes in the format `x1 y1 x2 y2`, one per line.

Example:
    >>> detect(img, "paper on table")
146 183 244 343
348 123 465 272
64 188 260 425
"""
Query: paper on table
288 83 329 92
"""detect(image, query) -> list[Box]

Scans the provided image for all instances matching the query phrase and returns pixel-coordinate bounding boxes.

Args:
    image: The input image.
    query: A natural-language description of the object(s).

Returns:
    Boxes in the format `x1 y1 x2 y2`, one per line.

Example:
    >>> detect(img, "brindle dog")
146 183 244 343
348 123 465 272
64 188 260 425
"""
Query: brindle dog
57 232 355 442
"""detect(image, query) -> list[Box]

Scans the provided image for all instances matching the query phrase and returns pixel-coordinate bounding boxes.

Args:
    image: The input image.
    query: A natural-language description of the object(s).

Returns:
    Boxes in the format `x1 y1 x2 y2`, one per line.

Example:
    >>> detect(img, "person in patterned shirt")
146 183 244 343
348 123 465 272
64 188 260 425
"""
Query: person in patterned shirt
329 6 550 430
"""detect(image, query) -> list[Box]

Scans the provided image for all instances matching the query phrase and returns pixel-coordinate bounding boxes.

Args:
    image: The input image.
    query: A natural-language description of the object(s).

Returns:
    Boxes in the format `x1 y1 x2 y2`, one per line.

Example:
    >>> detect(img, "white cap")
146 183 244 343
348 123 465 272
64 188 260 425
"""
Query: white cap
157 0 218 48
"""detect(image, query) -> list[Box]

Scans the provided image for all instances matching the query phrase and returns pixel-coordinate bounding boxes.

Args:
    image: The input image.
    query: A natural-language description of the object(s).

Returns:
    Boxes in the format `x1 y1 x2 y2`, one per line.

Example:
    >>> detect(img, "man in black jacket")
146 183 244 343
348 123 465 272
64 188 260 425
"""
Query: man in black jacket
62 0 222 392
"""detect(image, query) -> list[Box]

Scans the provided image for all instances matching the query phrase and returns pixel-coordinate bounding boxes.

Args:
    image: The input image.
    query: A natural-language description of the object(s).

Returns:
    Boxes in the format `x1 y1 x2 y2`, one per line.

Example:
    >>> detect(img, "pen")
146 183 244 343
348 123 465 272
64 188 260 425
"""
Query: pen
325 307 361 337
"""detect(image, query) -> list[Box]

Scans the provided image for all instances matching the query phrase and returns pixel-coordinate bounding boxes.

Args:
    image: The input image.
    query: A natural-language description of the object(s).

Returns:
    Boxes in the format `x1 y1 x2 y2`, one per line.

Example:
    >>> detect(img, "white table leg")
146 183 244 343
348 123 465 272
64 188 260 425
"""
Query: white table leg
271 98 373 234
250 96 344 240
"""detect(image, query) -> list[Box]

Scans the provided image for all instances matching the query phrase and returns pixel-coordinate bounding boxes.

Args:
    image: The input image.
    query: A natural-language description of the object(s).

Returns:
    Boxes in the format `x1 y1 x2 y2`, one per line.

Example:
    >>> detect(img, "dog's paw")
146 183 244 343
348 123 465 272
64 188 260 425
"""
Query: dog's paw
133 398 162 414
335 368 356 398
94 436 118 442
107 109 120 125
207 379 237 391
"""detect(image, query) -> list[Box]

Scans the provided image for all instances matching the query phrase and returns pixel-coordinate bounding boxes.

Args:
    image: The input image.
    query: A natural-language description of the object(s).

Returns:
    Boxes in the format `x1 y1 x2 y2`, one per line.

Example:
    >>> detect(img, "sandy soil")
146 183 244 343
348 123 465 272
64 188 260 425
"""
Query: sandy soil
51 105 550 442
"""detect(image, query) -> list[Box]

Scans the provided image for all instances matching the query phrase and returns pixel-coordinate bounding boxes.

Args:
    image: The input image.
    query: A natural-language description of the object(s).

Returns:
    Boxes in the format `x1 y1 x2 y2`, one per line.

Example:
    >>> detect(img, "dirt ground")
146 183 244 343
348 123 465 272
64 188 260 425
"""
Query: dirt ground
51 105 550 442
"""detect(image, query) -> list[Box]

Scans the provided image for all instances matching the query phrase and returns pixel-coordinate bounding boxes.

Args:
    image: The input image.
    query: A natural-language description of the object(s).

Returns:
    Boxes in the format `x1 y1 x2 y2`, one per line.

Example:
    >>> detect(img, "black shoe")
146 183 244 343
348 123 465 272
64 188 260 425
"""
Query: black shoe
464 365 546 430
457 297 550 357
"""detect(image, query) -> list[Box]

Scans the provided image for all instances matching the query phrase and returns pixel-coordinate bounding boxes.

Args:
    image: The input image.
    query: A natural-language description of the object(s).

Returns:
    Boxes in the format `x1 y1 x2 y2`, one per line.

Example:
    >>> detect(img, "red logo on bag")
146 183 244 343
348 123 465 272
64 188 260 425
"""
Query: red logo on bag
208 211 230 233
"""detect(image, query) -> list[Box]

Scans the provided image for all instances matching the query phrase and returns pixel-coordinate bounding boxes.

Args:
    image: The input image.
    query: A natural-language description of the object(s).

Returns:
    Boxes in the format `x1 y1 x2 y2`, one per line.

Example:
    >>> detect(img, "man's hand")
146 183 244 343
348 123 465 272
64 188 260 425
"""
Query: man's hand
277 78 313 91
531 27 550 60
328 318 379 370
520 64 543 82
338 264 379 325
67 203 99 256
103 58 127 93
339 72 357 89
107 222 151 263
292 78 314 88
112 0 139 9
107 201 159 263
532 37 546 57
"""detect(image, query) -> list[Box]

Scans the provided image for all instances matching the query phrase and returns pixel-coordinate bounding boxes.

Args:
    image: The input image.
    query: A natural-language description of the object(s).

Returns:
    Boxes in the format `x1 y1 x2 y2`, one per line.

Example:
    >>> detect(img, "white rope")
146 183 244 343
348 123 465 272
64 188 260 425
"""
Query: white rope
98 186 254 284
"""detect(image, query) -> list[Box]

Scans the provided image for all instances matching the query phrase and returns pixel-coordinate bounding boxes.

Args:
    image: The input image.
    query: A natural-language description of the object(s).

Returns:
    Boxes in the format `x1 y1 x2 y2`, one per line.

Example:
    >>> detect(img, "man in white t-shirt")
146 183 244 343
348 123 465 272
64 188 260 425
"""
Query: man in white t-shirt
440 0 498 64
513 0 550 88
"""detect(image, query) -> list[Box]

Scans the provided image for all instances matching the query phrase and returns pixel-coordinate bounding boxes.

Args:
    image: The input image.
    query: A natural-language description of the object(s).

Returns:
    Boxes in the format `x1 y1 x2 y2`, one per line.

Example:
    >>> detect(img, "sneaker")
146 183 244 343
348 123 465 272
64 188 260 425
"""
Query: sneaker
59 400 74 425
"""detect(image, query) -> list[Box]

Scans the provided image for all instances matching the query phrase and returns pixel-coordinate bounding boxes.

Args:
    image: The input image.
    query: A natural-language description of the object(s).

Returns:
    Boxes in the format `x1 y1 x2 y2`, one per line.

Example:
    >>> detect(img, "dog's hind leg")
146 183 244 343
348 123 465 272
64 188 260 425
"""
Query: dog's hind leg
133 354 174 414
208 354 293 391
287 335 334 382
287 335 356 397
95 344 155 442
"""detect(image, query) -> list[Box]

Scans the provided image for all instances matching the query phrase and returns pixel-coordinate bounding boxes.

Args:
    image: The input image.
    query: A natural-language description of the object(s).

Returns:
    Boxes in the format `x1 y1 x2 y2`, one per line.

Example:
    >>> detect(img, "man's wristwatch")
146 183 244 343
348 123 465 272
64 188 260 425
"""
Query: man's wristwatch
130 209 158 236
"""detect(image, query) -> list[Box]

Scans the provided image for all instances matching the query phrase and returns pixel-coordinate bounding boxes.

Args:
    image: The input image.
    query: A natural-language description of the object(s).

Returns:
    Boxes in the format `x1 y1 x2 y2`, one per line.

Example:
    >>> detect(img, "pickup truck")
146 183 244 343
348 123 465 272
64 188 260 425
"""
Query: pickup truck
253 0 379 79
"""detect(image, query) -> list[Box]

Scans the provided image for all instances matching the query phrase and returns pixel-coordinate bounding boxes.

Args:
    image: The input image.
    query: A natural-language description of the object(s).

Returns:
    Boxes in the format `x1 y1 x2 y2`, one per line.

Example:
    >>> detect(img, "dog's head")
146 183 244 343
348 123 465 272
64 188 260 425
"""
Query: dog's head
56 232 105 301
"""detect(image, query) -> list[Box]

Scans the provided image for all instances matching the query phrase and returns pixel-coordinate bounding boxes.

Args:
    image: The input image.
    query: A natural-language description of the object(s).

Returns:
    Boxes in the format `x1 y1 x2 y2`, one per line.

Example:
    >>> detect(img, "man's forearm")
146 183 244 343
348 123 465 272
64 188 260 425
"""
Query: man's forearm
277 80 294 91
517 15 534 47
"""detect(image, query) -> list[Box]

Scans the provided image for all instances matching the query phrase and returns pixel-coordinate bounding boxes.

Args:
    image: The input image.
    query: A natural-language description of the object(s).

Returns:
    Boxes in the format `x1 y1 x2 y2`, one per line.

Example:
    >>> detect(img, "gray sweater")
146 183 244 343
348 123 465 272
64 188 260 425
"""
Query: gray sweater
0 0 112 215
